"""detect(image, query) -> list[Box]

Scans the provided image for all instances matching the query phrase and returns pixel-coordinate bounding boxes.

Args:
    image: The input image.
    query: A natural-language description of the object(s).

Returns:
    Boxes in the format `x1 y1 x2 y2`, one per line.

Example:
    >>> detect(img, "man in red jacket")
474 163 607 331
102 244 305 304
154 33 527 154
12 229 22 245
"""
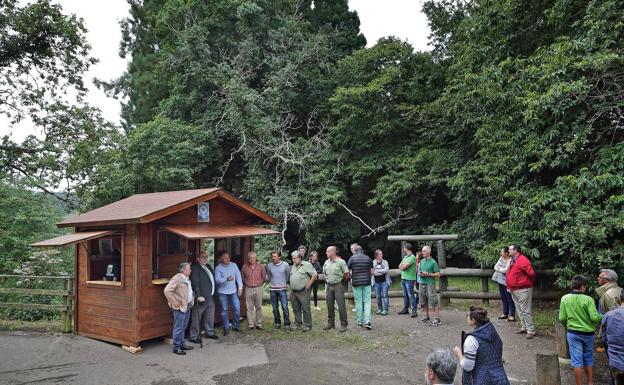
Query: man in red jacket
507 244 536 339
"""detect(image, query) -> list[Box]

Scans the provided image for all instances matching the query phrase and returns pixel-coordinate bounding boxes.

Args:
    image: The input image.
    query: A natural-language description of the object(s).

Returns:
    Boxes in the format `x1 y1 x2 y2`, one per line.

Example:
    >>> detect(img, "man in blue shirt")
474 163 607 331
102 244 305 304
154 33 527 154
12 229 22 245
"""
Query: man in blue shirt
215 252 243 335
602 291 624 385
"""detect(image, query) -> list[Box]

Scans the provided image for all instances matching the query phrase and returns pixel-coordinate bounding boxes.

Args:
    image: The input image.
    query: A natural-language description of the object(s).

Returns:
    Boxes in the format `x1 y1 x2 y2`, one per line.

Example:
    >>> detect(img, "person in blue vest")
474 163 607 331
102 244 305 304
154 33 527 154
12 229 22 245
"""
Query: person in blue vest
453 306 509 385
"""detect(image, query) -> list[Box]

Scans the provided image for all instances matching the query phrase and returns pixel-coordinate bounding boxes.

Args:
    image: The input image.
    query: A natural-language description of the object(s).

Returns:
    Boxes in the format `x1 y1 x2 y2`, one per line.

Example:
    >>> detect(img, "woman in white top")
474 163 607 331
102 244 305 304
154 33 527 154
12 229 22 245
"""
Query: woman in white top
453 306 509 385
492 247 515 321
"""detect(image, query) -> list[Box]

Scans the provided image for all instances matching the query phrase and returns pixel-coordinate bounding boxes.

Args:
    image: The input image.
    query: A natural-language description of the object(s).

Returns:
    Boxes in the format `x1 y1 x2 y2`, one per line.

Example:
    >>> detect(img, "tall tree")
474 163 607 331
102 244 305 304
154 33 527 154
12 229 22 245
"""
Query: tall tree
0 0 118 207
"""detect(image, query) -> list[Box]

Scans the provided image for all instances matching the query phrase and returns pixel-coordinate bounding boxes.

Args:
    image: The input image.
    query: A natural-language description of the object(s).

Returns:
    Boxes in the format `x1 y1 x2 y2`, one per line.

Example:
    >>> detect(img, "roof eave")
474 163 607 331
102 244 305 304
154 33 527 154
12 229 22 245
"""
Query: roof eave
57 218 141 228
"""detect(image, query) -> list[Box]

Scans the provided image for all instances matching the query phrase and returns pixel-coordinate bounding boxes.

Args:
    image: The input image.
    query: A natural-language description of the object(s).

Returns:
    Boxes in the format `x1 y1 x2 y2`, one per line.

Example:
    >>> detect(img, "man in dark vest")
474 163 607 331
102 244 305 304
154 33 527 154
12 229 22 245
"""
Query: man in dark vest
189 251 219 343
347 244 373 329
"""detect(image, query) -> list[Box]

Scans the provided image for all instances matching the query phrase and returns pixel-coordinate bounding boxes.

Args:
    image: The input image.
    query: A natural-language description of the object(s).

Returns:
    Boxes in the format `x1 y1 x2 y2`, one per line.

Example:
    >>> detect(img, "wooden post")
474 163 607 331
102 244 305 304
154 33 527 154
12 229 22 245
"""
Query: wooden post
481 264 489 305
436 240 450 305
554 310 569 359
67 277 74 333
535 353 561 385
61 277 69 333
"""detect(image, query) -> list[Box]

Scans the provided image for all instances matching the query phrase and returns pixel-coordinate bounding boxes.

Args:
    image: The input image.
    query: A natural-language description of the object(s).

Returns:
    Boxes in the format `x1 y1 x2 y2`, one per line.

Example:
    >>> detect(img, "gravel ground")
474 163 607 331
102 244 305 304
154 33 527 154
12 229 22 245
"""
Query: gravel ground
216 298 611 385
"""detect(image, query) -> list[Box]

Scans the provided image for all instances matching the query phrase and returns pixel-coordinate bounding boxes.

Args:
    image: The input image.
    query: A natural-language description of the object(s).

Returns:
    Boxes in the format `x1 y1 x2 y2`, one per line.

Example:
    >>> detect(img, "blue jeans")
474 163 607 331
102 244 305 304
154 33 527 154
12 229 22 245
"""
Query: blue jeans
172 309 191 352
270 289 290 327
218 293 240 330
498 283 515 316
353 285 371 324
567 332 594 368
401 279 418 312
374 281 389 311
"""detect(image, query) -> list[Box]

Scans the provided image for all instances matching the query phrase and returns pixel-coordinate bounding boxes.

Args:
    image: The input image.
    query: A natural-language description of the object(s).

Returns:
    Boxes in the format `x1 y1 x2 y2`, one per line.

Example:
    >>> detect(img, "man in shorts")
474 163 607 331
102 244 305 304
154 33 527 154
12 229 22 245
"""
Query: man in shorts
418 245 441 326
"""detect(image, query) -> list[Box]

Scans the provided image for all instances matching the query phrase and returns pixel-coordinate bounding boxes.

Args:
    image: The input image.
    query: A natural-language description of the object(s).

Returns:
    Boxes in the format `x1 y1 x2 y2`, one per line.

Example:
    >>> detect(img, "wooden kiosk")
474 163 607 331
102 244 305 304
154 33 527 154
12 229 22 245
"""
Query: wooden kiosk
33 188 279 352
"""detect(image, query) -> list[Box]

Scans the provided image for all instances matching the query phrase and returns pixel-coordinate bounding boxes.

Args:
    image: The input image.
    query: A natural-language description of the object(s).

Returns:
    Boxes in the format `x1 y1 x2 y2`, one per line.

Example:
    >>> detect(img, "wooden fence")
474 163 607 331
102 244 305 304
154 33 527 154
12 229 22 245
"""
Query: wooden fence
0 275 75 333
301 267 562 303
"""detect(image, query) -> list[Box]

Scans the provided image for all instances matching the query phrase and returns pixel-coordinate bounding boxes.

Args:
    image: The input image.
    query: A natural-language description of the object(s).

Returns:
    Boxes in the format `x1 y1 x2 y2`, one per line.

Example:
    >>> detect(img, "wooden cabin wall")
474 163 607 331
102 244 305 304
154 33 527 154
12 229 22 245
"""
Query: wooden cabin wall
137 223 174 342
135 197 263 342
156 198 257 226
75 224 136 346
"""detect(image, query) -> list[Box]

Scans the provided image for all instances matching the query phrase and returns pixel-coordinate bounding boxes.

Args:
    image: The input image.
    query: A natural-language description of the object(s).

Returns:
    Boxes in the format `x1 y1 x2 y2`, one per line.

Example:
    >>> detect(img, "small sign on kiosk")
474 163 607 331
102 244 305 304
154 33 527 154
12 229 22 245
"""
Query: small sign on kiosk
197 202 210 222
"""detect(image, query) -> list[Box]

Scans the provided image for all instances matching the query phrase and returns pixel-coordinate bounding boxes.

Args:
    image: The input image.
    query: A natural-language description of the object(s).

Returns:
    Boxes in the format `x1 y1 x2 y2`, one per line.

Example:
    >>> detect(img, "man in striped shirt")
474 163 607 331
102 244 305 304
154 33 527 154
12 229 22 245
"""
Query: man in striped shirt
266 251 291 331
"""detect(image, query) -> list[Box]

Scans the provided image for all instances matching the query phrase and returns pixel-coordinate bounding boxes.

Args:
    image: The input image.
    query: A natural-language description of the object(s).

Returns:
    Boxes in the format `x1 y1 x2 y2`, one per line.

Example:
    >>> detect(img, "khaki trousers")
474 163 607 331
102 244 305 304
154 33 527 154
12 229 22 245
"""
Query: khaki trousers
245 286 263 327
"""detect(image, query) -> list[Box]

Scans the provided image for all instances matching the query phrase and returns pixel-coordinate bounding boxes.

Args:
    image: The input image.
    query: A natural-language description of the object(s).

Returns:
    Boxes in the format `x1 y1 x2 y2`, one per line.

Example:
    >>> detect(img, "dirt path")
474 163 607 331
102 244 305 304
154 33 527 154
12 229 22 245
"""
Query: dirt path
0 298 611 385
216 298 611 385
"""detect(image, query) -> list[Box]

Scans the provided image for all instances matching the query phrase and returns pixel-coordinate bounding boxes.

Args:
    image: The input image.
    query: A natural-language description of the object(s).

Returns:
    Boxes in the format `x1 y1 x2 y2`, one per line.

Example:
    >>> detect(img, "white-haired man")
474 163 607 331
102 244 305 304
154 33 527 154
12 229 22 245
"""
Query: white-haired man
597 269 622 313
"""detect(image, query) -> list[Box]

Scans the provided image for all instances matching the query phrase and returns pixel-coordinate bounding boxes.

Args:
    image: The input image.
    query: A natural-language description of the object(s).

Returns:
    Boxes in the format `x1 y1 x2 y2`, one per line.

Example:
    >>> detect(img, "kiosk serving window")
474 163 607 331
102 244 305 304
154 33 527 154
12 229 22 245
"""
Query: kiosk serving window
88 235 123 285
152 230 198 282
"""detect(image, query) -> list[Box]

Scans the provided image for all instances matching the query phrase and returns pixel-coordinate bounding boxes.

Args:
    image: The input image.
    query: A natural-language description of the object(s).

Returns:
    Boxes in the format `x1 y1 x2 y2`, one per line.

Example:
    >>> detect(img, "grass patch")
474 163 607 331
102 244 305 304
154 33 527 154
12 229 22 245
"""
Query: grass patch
447 276 498 292
442 299 556 333
0 318 62 333
248 302 402 351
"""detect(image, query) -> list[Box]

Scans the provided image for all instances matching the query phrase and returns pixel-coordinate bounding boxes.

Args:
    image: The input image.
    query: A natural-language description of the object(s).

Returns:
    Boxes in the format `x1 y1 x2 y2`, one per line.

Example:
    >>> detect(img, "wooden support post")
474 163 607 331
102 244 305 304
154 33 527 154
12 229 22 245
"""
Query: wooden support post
535 353 561 385
436 240 450 305
61 278 69 333
66 277 74 333
122 345 143 354
554 310 570 359
480 264 490 305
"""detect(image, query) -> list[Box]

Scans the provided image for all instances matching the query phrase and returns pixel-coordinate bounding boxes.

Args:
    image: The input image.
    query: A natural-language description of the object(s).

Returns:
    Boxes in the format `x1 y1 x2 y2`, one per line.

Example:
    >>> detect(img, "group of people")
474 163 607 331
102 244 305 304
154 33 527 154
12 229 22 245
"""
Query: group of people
162 242 623 385
489 244 624 385
558 270 623 385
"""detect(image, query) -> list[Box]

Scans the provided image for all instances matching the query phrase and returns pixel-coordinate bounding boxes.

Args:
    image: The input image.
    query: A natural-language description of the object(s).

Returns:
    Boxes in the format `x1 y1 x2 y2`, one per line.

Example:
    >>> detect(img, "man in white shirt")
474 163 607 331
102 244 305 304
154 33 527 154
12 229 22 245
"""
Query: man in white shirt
189 251 218 343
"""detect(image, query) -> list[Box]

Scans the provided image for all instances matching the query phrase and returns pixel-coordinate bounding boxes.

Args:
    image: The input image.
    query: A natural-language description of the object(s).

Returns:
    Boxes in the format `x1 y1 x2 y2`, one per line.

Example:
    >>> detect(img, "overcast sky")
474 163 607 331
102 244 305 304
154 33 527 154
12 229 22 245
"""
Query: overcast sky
1 0 431 142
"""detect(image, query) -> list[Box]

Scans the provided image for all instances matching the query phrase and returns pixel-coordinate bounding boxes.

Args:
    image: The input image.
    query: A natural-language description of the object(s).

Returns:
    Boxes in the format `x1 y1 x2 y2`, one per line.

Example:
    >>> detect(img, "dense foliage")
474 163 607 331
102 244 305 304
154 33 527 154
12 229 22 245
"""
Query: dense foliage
1 0 622 287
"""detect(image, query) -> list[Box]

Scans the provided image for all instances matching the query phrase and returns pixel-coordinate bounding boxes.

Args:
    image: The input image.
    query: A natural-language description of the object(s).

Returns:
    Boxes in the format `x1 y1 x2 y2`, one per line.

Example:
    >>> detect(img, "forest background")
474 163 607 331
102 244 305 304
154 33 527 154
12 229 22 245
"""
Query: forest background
1 0 623 289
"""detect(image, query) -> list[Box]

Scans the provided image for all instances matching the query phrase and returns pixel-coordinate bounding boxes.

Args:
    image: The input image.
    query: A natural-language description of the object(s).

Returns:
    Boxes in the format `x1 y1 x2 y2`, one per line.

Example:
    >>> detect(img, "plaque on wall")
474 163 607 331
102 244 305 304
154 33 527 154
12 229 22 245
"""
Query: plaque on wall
197 202 210 222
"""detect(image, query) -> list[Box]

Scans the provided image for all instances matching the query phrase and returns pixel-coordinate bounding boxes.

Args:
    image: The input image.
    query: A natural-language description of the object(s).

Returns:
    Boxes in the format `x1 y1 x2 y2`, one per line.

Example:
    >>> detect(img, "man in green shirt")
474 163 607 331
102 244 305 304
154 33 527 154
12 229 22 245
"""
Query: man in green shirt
289 250 317 331
559 275 602 385
398 242 418 317
323 246 349 332
418 245 441 326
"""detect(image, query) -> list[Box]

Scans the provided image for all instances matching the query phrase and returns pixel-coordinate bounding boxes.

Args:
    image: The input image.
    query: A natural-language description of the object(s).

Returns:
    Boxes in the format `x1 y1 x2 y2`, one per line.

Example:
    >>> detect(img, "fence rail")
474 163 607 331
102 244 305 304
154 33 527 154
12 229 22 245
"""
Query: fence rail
0 275 74 333
315 267 561 302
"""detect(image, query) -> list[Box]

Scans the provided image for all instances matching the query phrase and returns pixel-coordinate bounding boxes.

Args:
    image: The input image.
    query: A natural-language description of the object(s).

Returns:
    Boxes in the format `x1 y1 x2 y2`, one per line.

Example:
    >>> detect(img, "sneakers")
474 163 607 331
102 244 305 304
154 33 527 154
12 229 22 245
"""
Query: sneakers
274 324 281 330
410 312 418 318
364 323 372 330
507 316 516 322
303 327 311 332
376 309 383 315
526 332 536 339
338 325 348 333
381 310 388 316
397 309 409 315
498 315 508 319
429 318 442 326
420 316 431 323
357 322 363 327
323 324 335 330
316 306 321 311
285 325 291 332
